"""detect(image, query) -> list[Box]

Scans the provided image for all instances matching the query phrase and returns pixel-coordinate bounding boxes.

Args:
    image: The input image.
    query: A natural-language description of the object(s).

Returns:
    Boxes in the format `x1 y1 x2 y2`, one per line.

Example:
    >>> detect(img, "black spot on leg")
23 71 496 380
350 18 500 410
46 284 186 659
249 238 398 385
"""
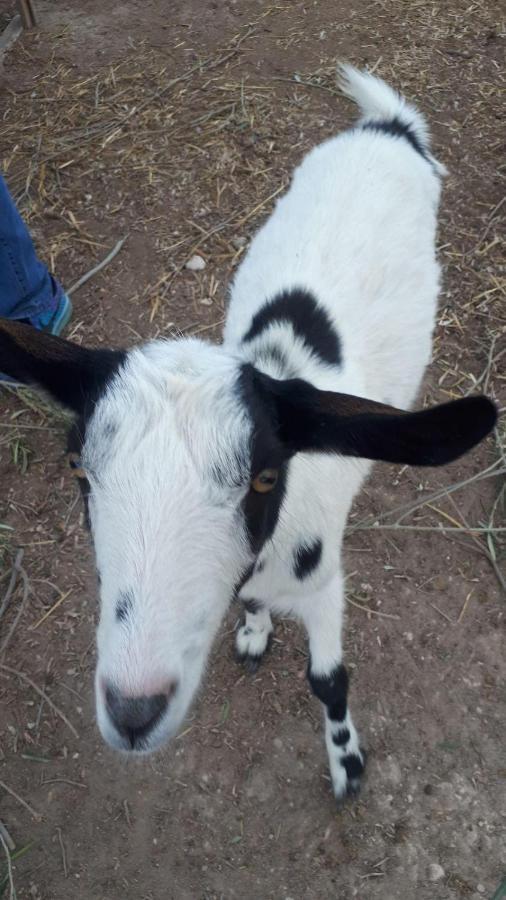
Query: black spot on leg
308 663 348 722
243 598 263 615
293 538 322 580
341 753 365 780
332 728 350 747
116 590 134 623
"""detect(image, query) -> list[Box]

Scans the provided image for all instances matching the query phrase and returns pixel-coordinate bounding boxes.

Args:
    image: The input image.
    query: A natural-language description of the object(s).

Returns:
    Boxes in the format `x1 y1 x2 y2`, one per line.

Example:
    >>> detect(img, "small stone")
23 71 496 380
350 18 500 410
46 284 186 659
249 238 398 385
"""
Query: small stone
432 574 448 591
428 863 445 882
200 297 213 306
185 254 206 271
232 236 246 249
476 885 485 894
273 738 283 750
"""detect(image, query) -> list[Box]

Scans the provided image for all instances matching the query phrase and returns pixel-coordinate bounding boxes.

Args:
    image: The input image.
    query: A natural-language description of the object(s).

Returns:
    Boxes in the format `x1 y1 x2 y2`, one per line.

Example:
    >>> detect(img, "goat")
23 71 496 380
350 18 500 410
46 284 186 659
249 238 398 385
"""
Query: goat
0 65 496 801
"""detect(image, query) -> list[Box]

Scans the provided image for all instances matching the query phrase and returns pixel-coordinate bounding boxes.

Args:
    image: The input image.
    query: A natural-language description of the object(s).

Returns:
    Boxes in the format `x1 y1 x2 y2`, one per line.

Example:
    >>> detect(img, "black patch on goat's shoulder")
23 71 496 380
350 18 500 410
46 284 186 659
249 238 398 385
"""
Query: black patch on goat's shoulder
293 538 322 580
308 663 349 722
332 727 351 747
237 365 289 555
116 590 134 623
242 288 341 367
251 342 298 380
361 117 429 162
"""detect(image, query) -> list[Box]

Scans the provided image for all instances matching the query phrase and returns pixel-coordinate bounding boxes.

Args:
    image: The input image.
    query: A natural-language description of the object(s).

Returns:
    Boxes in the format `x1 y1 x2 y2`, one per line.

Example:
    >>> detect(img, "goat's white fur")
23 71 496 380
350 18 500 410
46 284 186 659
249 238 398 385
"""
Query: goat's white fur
86 66 444 798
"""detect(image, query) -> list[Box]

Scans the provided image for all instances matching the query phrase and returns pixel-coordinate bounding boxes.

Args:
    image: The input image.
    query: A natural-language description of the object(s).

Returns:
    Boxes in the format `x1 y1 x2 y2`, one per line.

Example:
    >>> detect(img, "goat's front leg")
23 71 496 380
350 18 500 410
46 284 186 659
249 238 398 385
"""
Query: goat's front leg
302 575 366 801
236 598 273 672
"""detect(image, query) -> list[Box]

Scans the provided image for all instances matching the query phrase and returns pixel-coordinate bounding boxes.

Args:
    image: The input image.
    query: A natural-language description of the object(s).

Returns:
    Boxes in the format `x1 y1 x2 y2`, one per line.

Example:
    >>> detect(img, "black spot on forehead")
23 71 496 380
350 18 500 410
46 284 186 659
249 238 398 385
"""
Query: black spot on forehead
116 590 134 623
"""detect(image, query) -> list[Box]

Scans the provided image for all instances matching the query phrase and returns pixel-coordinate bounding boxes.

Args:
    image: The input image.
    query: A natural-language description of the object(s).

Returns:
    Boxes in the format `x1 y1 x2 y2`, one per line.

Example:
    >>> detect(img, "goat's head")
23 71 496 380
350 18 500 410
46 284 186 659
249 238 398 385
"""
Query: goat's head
0 319 497 753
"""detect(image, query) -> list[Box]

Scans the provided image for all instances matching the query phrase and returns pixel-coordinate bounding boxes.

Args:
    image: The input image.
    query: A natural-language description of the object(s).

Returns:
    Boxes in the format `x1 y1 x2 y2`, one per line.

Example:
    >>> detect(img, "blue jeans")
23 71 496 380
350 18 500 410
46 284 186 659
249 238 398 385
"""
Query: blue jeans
0 174 62 324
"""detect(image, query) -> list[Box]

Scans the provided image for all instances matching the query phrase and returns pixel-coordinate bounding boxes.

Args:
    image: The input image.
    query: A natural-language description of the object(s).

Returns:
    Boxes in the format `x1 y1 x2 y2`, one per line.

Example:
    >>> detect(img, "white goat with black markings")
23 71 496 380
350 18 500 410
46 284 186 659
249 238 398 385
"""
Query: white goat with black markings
0 66 496 802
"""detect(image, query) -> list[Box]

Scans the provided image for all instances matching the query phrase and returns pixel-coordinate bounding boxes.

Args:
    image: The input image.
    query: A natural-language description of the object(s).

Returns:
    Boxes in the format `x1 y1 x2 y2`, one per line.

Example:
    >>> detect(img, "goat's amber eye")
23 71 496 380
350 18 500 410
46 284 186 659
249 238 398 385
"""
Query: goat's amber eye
68 452 86 479
251 468 279 494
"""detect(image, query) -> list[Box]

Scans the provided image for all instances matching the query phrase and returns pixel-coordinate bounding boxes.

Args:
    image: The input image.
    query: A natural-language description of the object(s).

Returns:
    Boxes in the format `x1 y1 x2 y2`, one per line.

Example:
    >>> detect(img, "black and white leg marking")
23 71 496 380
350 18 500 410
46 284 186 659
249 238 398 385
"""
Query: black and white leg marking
302 576 365 801
236 599 273 673
308 663 365 799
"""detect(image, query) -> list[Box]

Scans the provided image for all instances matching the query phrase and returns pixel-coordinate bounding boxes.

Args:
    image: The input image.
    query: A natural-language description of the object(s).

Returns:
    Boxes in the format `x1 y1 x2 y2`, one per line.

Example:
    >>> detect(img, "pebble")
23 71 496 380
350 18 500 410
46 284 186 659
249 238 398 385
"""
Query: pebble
428 863 445 882
185 254 206 271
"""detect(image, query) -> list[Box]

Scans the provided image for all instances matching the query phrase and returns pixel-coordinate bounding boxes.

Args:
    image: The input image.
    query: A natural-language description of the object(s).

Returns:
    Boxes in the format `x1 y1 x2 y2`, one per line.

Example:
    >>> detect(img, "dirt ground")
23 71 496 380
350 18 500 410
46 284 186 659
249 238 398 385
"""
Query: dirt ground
0 1 505 898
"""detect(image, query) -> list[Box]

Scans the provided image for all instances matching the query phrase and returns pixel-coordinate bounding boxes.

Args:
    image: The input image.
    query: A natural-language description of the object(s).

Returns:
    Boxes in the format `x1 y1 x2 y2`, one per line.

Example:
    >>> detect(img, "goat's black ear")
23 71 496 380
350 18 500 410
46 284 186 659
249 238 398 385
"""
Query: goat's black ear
254 372 497 466
0 318 125 415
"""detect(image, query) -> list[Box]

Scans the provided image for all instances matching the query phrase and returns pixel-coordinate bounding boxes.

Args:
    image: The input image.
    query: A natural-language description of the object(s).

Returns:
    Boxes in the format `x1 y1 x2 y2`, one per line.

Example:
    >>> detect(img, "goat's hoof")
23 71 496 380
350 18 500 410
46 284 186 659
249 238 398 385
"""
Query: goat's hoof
332 747 367 804
236 651 264 674
235 627 272 673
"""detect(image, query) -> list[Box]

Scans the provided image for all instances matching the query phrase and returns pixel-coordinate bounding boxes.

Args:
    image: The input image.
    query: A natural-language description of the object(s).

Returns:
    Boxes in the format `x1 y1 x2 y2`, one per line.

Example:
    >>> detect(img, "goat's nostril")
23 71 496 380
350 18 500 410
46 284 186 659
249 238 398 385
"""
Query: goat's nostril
105 685 175 747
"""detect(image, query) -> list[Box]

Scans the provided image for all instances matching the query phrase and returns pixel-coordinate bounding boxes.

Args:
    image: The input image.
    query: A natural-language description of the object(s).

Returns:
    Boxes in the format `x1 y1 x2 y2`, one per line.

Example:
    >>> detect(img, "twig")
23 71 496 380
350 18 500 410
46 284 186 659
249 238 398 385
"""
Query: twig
0 822 15 853
457 590 474 623
0 827 14 900
350 524 506 534
185 318 226 337
31 589 72 631
446 490 506 594
0 549 23 623
67 236 128 296
430 603 453 624
0 559 30 657
347 461 505 531
0 779 41 821
56 827 68 878
346 595 400 620
465 341 506 397
0 663 79 739
469 195 506 258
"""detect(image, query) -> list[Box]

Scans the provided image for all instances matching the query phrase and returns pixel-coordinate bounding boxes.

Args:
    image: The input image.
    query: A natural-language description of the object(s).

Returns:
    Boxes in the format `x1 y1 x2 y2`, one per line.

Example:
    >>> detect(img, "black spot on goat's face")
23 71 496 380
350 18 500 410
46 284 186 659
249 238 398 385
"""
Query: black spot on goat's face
116 590 134 623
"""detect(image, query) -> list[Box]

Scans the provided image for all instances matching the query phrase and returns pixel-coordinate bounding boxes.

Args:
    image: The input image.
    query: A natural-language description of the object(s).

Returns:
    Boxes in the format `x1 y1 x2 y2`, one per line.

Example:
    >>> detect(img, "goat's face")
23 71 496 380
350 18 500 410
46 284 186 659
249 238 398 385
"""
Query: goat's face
0 319 496 755
78 340 285 752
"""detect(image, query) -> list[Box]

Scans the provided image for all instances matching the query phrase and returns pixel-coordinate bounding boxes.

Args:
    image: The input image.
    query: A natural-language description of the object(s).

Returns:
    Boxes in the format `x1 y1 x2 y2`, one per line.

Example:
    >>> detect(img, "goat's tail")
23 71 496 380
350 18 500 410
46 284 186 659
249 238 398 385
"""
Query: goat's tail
337 64 446 175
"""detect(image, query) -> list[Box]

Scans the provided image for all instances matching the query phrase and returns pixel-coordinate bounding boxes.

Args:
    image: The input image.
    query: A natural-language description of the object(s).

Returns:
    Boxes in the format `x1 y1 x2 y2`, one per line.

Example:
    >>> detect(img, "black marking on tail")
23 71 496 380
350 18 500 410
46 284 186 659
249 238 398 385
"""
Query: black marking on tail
362 116 428 162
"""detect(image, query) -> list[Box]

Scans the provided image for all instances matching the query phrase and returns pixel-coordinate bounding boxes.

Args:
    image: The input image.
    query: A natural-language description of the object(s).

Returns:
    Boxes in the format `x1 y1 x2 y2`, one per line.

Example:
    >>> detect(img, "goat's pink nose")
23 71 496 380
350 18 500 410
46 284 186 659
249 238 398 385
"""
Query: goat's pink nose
105 683 176 748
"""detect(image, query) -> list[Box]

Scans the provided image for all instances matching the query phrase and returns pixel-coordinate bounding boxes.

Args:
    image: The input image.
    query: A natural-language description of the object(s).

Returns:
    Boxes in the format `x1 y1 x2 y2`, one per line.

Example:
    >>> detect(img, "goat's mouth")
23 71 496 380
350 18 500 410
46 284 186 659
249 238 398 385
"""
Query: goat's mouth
96 676 182 753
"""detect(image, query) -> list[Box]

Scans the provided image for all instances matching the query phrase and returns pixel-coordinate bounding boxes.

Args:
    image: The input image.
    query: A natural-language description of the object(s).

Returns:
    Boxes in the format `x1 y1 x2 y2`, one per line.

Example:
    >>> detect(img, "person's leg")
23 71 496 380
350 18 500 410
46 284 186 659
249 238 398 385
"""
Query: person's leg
0 174 71 332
